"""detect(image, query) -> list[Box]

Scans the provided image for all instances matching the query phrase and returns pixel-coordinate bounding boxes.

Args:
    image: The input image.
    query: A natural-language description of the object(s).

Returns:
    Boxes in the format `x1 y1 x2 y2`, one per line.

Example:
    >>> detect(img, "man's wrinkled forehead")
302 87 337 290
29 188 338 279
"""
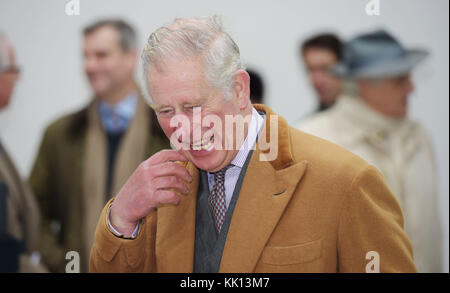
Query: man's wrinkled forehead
148 59 209 107
148 57 206 88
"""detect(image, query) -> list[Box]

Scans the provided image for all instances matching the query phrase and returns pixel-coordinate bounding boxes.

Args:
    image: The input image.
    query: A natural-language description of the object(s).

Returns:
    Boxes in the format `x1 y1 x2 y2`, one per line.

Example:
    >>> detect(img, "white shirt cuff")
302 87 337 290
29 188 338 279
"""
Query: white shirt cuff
107 203 139 239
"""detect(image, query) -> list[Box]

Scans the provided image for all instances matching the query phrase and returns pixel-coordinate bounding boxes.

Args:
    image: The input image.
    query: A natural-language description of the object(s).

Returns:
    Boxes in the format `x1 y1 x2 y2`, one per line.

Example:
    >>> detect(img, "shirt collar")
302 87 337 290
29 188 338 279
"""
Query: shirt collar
98 92 138 133
206 107 264 189
229 107 265 169
231 107 264 168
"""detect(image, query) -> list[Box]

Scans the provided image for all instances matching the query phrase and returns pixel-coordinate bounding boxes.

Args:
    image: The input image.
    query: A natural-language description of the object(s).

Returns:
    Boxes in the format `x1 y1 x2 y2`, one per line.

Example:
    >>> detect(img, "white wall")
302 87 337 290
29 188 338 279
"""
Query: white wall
0 0 448 272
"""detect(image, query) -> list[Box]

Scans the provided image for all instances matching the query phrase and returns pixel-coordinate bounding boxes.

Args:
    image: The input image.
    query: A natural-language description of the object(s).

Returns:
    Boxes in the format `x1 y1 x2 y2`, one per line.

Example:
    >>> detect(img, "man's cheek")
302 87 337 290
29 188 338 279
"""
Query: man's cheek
157 119 172 138
162 126 174 140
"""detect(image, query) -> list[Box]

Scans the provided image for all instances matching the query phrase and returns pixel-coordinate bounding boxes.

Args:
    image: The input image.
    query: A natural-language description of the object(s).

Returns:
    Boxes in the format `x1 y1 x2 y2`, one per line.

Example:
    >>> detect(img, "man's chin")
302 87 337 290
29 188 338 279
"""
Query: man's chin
185 149 226 172
89 82 111 97
92 89 109 98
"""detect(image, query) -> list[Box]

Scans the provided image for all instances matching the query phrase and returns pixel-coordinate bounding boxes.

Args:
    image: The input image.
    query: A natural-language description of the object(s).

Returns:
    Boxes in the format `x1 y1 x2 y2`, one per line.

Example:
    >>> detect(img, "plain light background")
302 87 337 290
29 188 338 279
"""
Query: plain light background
0 0 448 272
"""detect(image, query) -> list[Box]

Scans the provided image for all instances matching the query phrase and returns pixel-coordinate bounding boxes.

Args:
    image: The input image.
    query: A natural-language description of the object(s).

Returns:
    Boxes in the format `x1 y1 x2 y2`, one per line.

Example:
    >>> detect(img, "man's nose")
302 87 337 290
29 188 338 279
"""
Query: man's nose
84 57 97 73
178 125 191 143
312 71 326 88
172 115 193 144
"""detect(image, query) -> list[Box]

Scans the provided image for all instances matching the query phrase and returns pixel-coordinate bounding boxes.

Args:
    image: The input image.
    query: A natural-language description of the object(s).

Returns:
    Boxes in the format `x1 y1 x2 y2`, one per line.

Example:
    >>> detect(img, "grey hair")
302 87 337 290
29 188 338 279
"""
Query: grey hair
0 32 10 71
342 78 387 96
83 19 137 52
142 15 244 102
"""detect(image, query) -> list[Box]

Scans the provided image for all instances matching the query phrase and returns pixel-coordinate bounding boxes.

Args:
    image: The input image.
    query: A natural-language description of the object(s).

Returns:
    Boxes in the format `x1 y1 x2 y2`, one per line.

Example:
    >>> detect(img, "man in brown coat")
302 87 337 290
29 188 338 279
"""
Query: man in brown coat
29 20 169 272
90 17 416 273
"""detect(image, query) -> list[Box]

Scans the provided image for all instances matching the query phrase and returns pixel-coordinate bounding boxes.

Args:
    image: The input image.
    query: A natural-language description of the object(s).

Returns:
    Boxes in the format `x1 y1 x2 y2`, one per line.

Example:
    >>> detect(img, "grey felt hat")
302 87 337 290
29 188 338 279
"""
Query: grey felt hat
332 29 428 79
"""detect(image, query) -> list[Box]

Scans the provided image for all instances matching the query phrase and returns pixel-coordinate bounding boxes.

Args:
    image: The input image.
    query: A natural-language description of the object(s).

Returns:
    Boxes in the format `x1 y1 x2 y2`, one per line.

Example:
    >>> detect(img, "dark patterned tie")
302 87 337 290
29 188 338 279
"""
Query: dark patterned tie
209 165 233 234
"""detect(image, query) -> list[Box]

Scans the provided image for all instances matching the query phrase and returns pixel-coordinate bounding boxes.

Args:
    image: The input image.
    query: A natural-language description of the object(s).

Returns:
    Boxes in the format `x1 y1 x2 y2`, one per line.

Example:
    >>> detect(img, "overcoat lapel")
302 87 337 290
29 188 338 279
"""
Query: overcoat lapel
219 146 307 272
82 100 107 272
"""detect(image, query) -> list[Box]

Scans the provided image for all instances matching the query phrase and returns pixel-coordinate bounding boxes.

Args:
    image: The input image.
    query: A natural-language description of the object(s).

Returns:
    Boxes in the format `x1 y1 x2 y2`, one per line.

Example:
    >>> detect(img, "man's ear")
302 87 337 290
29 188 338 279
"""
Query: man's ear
232 70 250 110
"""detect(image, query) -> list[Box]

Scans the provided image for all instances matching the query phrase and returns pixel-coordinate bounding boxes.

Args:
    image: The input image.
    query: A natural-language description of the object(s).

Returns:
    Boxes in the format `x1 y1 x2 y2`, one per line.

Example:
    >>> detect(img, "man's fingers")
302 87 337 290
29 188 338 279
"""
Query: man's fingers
154 190 180 206
150 162 192 183
149 149 188 165
153 176 189 194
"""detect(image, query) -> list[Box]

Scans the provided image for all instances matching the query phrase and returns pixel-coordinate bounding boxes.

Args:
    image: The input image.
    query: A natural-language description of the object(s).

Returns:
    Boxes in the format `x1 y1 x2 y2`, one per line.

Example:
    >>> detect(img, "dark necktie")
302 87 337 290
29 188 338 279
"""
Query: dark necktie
208 165 233 234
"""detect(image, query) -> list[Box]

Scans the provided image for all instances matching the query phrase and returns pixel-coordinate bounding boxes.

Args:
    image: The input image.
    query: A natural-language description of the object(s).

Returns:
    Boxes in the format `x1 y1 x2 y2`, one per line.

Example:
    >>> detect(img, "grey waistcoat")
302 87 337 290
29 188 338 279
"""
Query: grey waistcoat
193 150 254 273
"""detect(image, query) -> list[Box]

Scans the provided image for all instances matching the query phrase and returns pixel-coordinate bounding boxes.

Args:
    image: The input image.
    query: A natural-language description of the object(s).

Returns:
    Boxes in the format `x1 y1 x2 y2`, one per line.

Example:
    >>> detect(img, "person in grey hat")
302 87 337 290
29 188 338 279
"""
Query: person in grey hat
296 29 442 273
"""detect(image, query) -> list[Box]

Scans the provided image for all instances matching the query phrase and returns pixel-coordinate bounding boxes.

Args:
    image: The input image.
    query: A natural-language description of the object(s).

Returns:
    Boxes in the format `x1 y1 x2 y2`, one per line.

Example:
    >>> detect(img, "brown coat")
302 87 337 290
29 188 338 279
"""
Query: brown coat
0 142 47 272
90 104 416 273
29 93 170 272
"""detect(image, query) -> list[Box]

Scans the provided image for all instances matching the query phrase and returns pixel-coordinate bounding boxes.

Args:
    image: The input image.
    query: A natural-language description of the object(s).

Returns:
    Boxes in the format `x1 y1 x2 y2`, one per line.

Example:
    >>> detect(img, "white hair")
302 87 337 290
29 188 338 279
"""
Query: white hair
0 32 10 71
141 15 244 102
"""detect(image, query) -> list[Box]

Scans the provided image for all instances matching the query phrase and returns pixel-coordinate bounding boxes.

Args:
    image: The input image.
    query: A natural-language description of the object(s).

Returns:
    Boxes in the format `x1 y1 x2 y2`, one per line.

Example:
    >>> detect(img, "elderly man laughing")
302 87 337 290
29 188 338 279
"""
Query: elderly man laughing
90 17 416 273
